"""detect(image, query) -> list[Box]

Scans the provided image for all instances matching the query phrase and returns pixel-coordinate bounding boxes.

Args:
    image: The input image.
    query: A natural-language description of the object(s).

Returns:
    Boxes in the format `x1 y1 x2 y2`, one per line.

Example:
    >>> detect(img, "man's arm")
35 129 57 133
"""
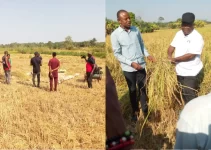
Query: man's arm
168 32 178 63
84 57 88 62
172 53 196 63
170 36 204 63
137 29 149 57
48 61 51 72
40 57 42 66
49 66 51 72
91 64 96 75
111 32 144 70
137 29 155 62
111 33 133 66
167 45 175 59
5 57 10 69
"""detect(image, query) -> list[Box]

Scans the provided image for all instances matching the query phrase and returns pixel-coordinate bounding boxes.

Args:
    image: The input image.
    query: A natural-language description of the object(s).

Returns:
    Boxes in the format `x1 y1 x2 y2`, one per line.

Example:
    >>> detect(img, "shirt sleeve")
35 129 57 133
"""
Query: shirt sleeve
170 33 178 47
187 36 204 55
48 60 51 66
137 28 149 57
88 57 95 64
111 33 133 66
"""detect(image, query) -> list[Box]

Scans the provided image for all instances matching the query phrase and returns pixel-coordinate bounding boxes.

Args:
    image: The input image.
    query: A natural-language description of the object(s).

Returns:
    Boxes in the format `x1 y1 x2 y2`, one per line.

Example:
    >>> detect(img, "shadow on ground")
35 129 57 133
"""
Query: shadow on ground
62 82 88 89
76 78 85 83
16 81 49 91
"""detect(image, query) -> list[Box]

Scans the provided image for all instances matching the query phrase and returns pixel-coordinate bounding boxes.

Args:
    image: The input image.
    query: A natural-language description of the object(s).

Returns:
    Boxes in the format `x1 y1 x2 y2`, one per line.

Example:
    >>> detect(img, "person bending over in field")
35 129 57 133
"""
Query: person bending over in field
106 66 134 150
48 52 60 91
30 52 41 87
2 51 11 84
110 9 155 122
168 12 204 105
174 92 211 149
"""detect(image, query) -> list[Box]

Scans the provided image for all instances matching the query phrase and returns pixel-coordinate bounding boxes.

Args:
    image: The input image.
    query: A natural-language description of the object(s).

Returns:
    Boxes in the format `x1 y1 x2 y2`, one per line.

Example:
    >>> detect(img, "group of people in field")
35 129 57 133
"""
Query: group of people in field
0 50 98 90
30 51 98 89
106 10 211 150
30 51 60 91
0 51 60 91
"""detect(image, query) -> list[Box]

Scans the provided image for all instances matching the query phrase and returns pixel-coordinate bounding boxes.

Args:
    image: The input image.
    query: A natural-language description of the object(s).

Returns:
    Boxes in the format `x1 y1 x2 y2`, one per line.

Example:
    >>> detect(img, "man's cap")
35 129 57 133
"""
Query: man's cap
87 51 92 55
182 12 195 24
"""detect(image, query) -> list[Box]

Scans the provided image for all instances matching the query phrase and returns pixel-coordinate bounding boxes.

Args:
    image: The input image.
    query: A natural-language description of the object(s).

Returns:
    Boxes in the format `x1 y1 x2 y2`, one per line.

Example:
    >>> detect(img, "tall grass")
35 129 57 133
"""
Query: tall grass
106 26 211 149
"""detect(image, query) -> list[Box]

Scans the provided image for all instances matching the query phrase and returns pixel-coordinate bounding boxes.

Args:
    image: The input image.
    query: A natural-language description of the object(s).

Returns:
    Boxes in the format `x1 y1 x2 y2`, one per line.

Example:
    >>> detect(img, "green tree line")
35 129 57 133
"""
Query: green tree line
0 36 105 50
106 12 208 35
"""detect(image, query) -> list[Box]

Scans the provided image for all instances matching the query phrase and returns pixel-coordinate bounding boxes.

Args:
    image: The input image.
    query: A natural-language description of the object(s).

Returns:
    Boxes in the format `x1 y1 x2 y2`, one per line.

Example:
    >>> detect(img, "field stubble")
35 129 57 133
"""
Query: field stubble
0 54 105 149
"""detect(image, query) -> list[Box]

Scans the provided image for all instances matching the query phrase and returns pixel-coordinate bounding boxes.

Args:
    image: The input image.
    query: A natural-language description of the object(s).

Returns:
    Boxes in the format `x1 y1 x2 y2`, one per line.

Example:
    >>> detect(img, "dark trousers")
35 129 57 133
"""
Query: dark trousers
32 72 40 87
177 69 203 104
86 72 92 88
50 77 58 91
123 69 148 114
4 70 11 84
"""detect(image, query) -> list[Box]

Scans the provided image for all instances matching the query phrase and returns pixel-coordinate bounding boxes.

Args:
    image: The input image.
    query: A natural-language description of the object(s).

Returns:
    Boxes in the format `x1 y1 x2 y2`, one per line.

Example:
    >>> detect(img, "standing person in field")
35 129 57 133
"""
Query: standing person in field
168 12 204 105
110 9 155 122
30 52 41 87
174 92 211 149
83 52 96 88
2 51 11 84
48 52 60 91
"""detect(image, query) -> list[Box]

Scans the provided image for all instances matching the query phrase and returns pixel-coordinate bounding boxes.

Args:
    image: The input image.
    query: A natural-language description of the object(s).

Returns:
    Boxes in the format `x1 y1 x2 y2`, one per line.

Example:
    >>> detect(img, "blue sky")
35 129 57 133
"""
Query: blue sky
0 0 105 44
106 0 211 22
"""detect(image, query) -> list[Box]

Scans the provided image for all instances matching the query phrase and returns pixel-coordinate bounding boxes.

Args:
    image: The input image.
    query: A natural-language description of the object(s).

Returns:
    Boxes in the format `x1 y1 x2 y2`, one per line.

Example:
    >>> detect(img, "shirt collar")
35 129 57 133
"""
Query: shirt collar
118 26 133 33
183 29 195 37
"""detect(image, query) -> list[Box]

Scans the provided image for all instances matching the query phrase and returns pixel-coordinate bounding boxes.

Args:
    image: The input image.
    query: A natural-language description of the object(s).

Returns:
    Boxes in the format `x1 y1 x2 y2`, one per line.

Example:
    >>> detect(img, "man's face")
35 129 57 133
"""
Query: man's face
181 23 193 36
88 54 91 58
118 11 131 29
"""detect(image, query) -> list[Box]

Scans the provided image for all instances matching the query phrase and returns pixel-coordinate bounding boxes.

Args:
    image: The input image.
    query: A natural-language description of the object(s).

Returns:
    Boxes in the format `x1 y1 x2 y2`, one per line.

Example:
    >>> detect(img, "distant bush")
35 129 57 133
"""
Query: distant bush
168 19 206 29
16 48 106 58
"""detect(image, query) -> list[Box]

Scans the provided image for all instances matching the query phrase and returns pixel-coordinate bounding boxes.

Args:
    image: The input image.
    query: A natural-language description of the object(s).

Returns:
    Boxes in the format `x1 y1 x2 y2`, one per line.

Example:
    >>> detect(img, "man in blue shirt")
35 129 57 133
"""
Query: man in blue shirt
111 10 154 122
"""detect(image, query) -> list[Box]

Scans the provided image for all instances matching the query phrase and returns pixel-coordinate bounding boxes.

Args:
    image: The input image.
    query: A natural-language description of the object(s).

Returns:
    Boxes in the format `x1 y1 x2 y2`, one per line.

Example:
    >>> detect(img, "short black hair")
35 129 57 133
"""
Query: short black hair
34 51 38 56
52 52 56 57
117 9 127 19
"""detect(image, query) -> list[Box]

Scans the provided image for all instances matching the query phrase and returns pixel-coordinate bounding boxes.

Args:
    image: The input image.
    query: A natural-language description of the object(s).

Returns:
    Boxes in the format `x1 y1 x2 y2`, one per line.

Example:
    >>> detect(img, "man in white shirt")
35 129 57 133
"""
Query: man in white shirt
168 12 204 104
174 92 211 149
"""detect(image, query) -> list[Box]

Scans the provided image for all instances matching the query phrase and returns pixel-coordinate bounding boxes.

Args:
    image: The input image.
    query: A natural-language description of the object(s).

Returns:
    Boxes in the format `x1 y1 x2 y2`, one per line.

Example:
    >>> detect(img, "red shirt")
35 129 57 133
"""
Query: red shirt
2 56 10 71
48 57 60 77
86 62 93 72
